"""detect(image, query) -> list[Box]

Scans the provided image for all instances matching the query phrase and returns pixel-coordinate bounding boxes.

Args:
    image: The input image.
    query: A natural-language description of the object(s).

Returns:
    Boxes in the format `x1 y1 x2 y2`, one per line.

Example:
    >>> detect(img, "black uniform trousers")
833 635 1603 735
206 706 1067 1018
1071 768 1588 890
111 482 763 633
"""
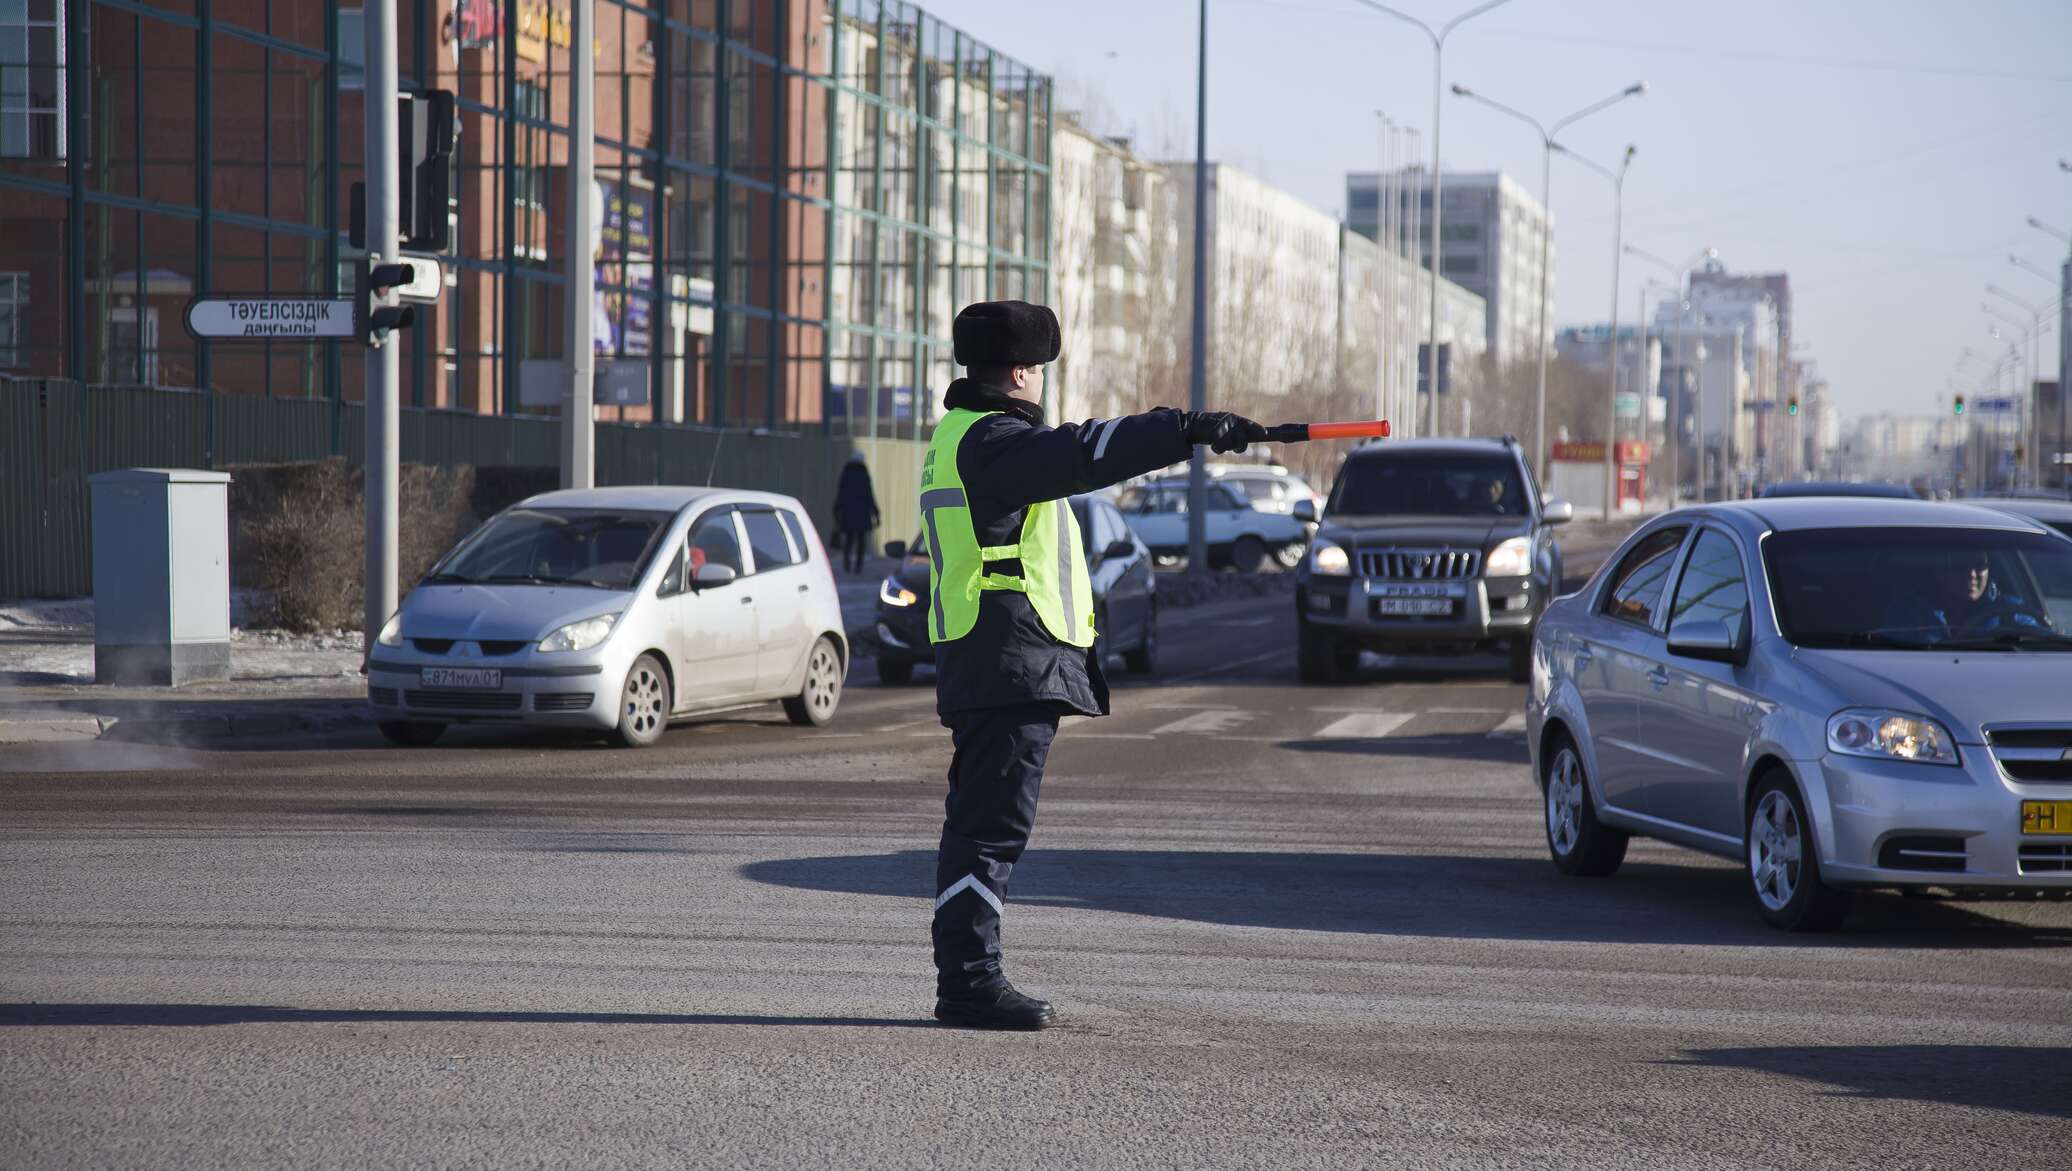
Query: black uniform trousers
931 700 1062 995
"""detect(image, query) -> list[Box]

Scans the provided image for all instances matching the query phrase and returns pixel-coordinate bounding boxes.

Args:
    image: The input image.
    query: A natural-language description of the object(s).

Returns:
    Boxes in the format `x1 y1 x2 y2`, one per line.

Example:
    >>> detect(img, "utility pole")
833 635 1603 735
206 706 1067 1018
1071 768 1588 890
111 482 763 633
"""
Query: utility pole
563 0 596 489
362 0 400 649
1187 0 1209 574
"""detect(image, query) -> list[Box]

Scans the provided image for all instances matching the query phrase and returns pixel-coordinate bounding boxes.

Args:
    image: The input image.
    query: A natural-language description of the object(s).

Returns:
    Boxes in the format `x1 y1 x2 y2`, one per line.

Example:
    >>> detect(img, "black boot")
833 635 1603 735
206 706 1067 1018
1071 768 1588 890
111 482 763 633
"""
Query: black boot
934 984 1056 1031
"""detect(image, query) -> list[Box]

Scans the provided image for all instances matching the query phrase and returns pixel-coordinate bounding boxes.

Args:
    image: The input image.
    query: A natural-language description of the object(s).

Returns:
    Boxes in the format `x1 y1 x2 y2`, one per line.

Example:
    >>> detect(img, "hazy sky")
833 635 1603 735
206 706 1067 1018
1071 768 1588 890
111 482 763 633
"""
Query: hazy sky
918 0 2072 420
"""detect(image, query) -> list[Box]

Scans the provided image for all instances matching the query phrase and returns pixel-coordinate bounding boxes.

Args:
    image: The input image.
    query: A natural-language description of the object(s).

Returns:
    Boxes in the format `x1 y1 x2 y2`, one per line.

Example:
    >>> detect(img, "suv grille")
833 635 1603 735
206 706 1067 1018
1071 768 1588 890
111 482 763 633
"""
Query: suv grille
1986 728 2072 783
1358 547 1481 580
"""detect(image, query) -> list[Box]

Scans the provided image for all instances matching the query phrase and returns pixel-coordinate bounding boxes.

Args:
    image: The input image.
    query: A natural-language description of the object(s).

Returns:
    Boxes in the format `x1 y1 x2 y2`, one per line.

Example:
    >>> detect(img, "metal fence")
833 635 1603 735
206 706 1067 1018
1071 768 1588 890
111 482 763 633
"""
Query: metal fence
1 379 927 598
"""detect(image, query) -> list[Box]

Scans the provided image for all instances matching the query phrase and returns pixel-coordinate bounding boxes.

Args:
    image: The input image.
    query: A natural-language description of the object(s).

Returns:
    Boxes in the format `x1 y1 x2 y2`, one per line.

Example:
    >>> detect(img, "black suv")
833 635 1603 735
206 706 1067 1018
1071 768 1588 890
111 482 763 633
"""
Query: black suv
1293 437 1570 683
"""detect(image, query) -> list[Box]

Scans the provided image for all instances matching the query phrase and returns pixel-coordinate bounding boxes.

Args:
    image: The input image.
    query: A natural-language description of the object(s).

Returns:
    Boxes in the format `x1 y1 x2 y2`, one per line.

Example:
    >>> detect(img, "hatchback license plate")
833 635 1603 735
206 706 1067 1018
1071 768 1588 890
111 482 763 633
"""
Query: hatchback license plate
2021 800 2072 835
1377 598 1451 616
421 667 501 689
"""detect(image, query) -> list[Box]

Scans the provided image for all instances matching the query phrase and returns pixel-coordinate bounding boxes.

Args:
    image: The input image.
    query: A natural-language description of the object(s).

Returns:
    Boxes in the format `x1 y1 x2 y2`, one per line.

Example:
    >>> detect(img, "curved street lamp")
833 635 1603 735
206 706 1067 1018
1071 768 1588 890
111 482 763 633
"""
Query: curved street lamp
1553 142 1638 518
1351 0 1520 438
1451 80 1647 483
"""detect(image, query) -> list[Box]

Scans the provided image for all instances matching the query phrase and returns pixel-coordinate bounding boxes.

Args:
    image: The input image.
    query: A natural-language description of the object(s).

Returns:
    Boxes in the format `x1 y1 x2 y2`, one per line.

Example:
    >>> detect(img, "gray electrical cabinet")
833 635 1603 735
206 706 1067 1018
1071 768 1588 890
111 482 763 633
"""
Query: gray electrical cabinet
89 469 233 686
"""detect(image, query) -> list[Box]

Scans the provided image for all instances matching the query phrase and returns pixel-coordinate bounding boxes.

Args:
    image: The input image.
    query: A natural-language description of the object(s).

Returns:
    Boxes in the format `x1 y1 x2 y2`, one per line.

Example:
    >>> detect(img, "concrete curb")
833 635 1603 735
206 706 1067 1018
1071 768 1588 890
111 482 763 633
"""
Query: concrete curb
0 704 373 746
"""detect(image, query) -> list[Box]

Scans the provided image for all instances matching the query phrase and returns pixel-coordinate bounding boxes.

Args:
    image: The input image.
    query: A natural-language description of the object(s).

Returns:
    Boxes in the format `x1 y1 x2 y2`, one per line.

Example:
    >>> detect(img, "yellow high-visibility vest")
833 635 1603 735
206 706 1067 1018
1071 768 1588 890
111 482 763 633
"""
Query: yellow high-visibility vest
919 408 1096 648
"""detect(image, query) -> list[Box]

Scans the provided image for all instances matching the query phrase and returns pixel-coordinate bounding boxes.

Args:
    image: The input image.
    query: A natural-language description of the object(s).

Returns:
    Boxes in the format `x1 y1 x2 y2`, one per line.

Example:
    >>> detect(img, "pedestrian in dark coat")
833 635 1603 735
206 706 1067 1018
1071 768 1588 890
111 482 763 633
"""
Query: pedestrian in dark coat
923 299 1265 1030
832 450 879 574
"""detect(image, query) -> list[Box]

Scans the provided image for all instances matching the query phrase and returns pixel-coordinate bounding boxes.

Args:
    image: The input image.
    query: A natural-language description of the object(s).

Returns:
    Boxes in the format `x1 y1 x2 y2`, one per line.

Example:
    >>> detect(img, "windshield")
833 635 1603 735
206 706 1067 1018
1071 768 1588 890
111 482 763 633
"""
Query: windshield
1328 453 1528 518
428 507 674 589
1765 527 2072 649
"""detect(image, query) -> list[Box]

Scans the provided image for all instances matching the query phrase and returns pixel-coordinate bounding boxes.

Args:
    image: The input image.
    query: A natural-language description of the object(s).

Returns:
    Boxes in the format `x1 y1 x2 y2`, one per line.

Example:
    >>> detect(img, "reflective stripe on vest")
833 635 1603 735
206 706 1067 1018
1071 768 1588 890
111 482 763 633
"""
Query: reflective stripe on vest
921 407 1097 648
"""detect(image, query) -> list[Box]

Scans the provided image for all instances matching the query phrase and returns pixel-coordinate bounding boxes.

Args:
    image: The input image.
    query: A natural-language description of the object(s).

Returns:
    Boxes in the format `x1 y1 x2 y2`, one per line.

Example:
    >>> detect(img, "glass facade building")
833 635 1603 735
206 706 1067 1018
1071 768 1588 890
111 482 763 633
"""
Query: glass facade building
0 0 1053 440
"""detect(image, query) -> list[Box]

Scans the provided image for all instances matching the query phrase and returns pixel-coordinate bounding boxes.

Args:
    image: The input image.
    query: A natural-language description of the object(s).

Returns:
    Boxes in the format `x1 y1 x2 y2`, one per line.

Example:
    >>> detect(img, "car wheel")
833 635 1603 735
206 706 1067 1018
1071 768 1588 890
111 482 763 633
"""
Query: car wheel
1275 541 1306 570
874 655 914 686
377 720 445 748
613 653 672 748
1509 636 1533 684
784 636 843 727
1297 618 1354 684
1747 771 1852 931
1125 601 1159 675
1544 733 1628 876
1230 535 1267 573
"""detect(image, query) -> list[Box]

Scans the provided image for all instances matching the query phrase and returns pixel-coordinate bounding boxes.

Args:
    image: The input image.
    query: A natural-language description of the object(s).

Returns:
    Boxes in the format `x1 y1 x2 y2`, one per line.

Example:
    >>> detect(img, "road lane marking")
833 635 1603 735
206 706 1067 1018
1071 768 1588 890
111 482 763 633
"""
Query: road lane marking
1151 710 1254 735
1314 713 1414 739
1488 712 1528 737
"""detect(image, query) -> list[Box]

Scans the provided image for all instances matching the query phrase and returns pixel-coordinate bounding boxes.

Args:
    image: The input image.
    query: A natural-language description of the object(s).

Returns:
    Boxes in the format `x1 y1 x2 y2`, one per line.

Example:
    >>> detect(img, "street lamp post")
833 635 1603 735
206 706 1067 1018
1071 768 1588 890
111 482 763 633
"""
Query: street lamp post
1450 82 1647 484
1987 284 2049 487
1187 0 1209 574
1625 245 1716 498
1352 0 1518 438
1552 142 1637 519
1983 309 2032 487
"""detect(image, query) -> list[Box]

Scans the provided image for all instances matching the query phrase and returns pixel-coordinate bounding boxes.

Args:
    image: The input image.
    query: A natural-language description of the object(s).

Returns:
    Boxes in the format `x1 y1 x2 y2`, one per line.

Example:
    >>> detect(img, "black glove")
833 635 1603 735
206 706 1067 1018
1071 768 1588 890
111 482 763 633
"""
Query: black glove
1185 411 1268 454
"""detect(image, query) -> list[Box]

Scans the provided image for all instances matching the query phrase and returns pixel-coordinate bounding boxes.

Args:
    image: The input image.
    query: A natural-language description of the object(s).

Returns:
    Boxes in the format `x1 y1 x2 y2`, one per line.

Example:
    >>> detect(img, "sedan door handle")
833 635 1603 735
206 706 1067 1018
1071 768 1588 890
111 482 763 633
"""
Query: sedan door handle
1572 648 1595 667
1646 666 1671 689
739 595 754 606
796 583 810 594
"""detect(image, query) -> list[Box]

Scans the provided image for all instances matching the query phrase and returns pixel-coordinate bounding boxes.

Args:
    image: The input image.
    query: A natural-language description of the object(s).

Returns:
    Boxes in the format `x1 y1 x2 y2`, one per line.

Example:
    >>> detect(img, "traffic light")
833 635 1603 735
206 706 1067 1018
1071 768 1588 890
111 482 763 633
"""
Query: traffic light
348 90 458 252
1953 394 1966 416
354 258 417 347
1786 397 1798 416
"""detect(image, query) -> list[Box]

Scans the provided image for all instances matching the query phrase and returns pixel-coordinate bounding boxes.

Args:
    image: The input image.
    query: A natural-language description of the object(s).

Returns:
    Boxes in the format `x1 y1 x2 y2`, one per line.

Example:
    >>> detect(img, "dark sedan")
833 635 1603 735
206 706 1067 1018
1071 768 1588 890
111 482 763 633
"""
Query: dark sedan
871 494 1158 685
1759 480 1917 500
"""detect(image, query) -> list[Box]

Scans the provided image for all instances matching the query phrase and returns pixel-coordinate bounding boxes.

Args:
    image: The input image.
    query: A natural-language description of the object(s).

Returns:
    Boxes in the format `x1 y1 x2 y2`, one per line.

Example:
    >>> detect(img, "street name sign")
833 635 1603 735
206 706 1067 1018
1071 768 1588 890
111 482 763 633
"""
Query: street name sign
185 297 354 341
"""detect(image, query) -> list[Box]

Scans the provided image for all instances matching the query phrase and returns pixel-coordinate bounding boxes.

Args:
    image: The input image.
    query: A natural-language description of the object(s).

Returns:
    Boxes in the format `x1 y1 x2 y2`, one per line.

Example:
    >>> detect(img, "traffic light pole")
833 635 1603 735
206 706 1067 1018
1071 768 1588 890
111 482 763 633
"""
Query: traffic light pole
363 0 401 650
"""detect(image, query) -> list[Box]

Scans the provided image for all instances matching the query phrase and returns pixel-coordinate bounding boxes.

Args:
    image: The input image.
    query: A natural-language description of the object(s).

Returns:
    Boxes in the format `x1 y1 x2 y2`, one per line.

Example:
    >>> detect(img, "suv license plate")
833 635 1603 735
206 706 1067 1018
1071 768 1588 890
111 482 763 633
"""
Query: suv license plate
1377 598 1451 616
421 667 502 689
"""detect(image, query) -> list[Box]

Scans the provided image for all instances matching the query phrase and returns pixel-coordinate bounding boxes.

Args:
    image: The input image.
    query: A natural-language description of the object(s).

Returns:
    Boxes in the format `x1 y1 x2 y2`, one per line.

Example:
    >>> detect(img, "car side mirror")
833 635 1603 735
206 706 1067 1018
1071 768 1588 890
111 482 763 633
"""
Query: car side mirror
1101 539 1135 562
693 563 738 589
1543 499 1574 525
1292 499 1317 524
1667 618 1745 665
883 540 907 560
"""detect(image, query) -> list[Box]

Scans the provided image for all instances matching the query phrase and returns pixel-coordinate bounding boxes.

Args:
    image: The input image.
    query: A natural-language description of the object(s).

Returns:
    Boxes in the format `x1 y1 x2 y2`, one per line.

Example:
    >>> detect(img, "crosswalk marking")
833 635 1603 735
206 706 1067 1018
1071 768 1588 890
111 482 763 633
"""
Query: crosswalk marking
1151 710 1254 735
1314 712 1415 740
1488 712 1528 737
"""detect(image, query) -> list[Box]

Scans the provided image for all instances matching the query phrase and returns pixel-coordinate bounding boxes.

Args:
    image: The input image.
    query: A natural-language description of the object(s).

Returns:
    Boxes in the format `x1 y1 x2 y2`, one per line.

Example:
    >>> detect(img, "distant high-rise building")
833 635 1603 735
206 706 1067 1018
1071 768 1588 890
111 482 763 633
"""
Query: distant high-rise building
1346 169 1551 368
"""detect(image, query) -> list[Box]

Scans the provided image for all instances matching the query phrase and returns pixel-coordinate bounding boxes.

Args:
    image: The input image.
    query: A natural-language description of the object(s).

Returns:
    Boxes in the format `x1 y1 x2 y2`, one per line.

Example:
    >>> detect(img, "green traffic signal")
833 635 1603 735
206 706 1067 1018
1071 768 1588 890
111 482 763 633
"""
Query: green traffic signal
1953 395 1966 416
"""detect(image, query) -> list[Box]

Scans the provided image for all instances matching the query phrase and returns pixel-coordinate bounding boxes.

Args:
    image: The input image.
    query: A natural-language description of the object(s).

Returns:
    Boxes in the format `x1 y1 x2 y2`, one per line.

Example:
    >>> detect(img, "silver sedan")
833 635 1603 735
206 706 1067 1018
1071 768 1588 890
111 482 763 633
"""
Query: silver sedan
1528 498 2072 930
367 486 847 748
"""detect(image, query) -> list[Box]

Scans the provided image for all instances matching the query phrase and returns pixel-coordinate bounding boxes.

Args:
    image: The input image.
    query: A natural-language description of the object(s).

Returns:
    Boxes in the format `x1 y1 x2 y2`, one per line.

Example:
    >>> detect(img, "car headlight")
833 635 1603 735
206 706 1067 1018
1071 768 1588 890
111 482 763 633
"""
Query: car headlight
1312 540 1351 576
377 612 404 647
1826 708 1959 766
1484 536 1533 578
879 577 918 607
539 612 620 654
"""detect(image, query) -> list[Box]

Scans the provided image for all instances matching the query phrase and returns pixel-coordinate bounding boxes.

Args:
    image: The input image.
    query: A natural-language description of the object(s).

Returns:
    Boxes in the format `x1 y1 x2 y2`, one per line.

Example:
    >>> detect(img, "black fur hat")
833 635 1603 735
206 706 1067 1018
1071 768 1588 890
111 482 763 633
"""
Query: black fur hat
952 300 1061 367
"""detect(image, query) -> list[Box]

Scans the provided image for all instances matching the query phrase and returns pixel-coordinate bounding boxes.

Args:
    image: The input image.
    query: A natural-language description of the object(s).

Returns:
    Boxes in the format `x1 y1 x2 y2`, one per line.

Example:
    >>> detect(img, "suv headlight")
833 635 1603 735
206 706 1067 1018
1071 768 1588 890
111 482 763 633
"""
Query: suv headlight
1312 540 1350 576
1826 708 1959 766
1484 536 1533 578
880 577 918 607
377 612 405 647
539 612 620 654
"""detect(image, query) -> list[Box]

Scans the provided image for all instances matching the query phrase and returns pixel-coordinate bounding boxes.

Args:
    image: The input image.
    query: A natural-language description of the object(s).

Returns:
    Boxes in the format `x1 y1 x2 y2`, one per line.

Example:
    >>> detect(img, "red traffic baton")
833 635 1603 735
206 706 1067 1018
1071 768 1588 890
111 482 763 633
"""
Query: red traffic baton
1263 419 1390 443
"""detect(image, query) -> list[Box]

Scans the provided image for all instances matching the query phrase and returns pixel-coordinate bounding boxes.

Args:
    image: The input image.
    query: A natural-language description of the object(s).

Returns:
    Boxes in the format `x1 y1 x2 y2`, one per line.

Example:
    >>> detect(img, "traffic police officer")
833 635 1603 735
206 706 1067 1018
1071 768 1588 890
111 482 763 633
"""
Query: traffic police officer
923 299 1265 1030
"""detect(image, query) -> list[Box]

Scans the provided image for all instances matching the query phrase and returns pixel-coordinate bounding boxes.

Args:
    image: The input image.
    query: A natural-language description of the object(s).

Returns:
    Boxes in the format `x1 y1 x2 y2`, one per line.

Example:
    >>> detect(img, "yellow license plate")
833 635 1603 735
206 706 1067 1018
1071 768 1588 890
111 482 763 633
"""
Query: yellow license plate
2020 801 2072 835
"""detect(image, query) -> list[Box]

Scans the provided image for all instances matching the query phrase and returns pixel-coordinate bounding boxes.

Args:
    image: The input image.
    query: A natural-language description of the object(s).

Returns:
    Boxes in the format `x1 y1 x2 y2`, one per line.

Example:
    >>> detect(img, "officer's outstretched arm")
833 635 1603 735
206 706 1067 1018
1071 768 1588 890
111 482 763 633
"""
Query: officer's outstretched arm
967 408 1198 511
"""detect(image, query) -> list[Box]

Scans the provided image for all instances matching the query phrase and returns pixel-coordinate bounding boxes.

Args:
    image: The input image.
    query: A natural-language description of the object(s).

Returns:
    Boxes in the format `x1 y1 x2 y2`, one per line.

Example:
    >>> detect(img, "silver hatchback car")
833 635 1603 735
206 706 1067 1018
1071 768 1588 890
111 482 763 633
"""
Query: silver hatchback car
1529 498 2072 929
367 486 847 747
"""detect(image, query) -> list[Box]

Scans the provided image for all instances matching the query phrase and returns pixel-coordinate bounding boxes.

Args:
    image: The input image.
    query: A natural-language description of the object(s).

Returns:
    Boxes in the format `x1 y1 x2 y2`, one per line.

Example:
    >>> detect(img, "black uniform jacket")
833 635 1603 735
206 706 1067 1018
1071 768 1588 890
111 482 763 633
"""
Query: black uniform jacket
933 379 1194 719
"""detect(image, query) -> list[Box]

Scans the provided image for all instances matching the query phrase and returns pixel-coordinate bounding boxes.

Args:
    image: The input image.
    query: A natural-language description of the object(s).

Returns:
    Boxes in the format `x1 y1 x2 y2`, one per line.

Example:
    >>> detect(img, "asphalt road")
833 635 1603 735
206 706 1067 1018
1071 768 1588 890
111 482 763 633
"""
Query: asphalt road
5 579 2071 1168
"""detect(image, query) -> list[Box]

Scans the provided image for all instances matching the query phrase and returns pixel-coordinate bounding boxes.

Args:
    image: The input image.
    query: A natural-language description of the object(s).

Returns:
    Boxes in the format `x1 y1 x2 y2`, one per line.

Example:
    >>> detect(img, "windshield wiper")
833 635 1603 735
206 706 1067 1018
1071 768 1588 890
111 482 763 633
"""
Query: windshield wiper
1934 630 2072 652
477 573 565 585
421 571 474 584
